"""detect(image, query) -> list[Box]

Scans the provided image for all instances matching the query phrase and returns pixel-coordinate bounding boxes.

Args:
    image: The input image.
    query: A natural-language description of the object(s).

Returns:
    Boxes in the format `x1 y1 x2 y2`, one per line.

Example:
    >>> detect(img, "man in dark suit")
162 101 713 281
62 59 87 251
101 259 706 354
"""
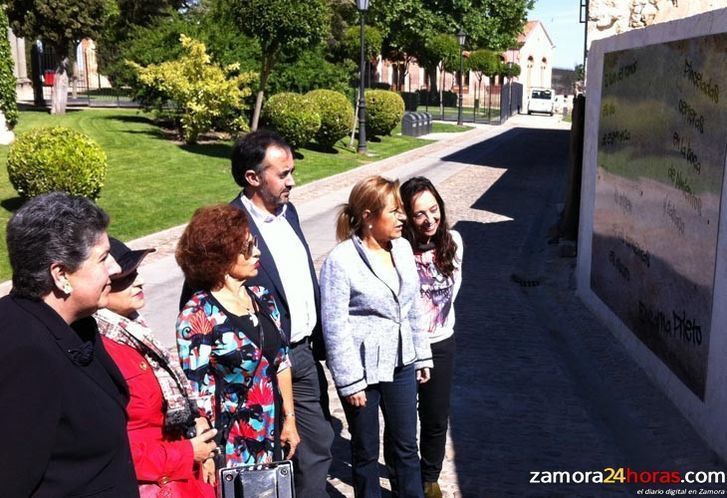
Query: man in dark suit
181 130 333 497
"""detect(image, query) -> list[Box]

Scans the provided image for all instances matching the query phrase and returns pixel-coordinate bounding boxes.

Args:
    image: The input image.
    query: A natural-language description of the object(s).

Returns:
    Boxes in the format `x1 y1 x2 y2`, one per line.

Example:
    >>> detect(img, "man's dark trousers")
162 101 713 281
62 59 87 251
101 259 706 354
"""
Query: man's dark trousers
289 340 334 496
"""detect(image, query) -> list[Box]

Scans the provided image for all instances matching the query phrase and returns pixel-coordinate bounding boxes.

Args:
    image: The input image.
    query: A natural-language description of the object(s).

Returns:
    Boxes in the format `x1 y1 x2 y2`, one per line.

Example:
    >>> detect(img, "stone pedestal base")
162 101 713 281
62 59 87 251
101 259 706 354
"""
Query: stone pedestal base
0 110 15 145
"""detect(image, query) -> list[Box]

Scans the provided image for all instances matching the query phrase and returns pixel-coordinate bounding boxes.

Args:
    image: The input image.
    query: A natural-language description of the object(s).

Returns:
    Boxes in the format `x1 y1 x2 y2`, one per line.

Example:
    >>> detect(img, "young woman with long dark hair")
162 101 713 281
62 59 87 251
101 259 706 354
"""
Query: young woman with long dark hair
400 177 463 498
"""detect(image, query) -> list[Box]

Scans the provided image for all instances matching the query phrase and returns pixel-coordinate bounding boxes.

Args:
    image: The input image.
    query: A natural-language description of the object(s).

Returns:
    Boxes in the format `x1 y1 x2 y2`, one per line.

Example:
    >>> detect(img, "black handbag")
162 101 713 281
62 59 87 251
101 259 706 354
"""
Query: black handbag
219 460 295 498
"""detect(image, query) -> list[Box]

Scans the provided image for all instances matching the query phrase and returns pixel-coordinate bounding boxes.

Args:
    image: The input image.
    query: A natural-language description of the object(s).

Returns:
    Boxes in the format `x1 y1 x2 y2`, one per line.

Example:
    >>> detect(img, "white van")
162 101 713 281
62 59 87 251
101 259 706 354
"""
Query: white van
527 88 554 116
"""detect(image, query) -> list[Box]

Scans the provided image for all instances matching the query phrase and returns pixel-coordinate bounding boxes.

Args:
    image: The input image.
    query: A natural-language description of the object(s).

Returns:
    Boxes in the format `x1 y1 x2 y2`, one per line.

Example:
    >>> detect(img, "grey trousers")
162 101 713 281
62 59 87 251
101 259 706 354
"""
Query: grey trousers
289 341 334 497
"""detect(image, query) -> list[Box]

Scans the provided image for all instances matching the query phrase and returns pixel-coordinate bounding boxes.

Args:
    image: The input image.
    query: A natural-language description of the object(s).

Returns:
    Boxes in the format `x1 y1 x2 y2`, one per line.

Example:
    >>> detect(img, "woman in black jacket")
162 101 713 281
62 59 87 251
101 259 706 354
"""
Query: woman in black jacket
0 192 139 497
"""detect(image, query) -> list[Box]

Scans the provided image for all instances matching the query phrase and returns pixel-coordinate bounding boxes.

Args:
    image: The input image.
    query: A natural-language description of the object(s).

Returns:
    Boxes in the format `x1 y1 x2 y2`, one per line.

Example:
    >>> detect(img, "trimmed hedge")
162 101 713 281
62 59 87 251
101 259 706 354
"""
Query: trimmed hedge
306 89 354 149
399 92 419 112
365 90 405 137
7 127 108 200
0 8 18 129
262 92 321 149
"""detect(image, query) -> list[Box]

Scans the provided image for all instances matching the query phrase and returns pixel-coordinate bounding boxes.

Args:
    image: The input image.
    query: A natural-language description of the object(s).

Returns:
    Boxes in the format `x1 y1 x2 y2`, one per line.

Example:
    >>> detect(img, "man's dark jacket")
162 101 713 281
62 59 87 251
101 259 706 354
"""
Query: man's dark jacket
0 295 139 497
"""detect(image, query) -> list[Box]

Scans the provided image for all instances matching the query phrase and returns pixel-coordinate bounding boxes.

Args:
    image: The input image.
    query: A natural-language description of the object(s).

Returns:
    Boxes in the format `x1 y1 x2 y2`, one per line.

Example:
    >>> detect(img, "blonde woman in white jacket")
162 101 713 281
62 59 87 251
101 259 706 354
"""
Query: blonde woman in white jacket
320 175 433 498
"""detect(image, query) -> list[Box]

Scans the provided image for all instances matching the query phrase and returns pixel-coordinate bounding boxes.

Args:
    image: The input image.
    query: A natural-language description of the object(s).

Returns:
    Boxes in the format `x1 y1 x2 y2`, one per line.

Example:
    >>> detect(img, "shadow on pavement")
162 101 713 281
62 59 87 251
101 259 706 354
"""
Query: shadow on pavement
445 126 626 495
446 126 725 496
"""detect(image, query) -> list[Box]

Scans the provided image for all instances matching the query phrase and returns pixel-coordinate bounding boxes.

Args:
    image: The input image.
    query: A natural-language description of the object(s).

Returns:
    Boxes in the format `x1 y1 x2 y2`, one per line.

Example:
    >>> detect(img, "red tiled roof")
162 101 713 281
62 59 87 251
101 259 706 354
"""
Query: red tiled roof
515 20 555 48
517 20 539 44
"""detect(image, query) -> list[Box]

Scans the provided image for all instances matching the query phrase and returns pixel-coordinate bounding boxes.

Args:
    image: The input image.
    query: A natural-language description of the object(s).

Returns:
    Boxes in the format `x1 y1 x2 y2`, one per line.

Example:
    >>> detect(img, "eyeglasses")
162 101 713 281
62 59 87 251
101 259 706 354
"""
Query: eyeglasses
242 235 258 259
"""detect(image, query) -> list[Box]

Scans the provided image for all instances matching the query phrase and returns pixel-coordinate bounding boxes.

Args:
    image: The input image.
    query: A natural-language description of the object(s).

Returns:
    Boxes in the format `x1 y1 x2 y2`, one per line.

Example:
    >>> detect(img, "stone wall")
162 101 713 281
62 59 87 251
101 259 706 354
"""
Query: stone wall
588 0 723 44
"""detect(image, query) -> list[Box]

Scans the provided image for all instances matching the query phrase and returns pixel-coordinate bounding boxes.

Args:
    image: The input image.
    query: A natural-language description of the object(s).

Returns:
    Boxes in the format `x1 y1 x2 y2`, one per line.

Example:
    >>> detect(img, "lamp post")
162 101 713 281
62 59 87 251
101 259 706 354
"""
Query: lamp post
456 29 466 126
508 47 515 119
508 61 513 118
356 0 370 154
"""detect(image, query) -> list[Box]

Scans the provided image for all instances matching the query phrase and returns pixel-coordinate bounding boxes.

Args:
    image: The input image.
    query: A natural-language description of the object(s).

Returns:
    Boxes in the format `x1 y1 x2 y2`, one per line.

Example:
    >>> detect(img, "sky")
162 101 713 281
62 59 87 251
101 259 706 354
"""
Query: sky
528 0 587 69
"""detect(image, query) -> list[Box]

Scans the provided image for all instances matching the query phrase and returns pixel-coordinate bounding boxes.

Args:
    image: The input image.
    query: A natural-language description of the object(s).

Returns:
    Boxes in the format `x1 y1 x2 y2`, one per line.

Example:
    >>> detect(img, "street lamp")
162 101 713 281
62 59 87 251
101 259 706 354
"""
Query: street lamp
456 29 466 126
356 0 370 154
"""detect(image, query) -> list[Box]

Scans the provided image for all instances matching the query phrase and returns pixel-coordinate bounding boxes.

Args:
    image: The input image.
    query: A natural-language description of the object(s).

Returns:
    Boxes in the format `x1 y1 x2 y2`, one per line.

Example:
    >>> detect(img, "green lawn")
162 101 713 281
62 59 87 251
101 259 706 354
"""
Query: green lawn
391 122 473 135
0 109 433 279
416 105 500 121
430 122 473 133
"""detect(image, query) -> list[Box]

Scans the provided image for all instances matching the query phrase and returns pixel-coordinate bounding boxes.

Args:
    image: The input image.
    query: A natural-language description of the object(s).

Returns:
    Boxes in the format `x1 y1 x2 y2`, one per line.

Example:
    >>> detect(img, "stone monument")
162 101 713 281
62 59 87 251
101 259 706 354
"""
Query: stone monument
0 109 14 145
577 8 727 460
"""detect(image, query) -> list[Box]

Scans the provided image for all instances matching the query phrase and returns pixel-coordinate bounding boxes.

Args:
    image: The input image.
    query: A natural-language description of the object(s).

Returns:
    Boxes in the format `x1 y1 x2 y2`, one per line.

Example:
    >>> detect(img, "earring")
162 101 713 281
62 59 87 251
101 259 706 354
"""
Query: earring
62 282 73 294
368 224 372 230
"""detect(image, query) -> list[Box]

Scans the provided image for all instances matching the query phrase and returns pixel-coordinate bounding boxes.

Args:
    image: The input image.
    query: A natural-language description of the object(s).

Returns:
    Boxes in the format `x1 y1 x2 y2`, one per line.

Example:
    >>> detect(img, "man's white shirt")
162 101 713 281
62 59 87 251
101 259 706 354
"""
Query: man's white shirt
241 194 317 343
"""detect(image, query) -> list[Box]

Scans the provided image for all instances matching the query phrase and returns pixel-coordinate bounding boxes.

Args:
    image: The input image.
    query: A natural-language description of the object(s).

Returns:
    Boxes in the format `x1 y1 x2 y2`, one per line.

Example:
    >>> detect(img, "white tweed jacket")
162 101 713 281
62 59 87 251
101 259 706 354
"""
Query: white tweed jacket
320 235 433 397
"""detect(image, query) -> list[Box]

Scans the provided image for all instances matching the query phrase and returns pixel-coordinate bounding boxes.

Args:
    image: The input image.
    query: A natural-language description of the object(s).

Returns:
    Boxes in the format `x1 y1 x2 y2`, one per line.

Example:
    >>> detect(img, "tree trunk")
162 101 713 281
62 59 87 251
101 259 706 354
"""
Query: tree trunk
438 64 445 119
427 65 438 94
251 55 274 131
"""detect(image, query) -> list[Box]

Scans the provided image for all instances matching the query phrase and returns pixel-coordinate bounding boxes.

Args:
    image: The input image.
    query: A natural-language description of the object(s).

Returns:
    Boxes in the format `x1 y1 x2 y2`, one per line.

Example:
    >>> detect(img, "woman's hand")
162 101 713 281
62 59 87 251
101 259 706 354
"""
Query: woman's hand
417 367 431 384
280 415 300 459
345 390 367 407
201 458 216 486
190 428 218 463
194 417 211 434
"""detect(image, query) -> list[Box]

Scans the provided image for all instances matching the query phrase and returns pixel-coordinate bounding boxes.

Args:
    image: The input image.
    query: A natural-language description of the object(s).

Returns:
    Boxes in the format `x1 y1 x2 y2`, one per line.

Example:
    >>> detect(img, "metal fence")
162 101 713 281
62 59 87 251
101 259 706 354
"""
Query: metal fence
31 42 137 108
414 87 503 124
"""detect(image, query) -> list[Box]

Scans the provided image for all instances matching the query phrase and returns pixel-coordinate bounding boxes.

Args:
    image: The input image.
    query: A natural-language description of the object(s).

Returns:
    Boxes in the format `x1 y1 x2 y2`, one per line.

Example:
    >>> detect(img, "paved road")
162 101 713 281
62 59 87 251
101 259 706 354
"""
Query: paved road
115 114 727 496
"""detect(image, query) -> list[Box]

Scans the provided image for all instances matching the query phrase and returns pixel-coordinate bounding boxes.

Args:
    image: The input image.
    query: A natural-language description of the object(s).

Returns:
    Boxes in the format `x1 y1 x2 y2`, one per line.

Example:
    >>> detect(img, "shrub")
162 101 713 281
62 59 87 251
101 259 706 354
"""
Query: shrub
130 35 256 144
7 127 108 200
365 90 405 137
399 92 419 112
0 8 18 129
262 93 321 149
306 89 354 149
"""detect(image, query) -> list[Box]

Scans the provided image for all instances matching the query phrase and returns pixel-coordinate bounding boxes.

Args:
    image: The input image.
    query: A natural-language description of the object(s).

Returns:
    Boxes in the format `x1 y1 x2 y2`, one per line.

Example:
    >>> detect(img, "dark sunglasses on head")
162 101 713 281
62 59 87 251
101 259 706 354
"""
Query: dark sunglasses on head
242 235 258 259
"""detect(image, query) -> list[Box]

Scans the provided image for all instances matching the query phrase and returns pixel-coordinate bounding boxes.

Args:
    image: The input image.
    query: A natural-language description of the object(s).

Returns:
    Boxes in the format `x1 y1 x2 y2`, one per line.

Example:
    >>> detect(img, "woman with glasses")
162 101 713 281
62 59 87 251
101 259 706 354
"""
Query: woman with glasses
400 177 463 498
176 204 300 468
95 237 217 497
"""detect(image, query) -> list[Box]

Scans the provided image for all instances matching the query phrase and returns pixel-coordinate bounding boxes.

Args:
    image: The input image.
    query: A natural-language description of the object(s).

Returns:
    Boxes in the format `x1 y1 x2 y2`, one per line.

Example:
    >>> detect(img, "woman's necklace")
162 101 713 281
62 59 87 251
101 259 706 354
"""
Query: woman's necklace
213 285 258 326
238 289 259 327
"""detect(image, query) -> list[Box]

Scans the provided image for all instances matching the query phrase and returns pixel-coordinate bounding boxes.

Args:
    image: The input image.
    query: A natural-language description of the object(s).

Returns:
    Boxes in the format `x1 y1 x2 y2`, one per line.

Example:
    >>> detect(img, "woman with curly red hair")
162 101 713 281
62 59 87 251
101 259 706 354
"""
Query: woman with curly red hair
175 204 300 468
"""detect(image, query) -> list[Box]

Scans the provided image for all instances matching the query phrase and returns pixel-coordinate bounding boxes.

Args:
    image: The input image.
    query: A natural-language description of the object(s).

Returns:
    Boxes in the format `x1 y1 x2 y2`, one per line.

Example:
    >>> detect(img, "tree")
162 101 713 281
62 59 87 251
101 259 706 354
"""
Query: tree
458 0 535 51
418 34 459 118
267 48 354 97
0 7 19 129
369 0 534 78
101 13 199 89
342 25 382 87
368 0 439 92
229 0 331 131
342 25 383 64
467 49 498 114
130 35 256 144
500 61 521 81
5 0 115 114
369 0 438 91
97 0 190 85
